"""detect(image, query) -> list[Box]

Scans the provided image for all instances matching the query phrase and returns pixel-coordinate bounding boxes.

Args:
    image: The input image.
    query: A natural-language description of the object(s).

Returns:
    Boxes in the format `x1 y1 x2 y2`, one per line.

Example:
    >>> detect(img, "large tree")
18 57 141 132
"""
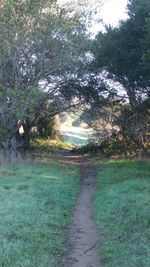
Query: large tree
0 0 89 156
92 0 150 150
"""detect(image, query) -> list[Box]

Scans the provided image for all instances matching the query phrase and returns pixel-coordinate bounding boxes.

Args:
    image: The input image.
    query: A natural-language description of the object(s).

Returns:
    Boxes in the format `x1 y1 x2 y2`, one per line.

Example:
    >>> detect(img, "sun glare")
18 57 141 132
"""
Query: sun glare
101 0 128 26
58 0 128 35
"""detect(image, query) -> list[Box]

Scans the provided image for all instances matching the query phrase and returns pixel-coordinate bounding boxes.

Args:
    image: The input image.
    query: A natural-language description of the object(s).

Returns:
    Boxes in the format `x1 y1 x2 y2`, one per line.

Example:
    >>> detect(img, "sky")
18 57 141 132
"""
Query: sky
101 0 128 26
92 0 129 34
58 0 128 29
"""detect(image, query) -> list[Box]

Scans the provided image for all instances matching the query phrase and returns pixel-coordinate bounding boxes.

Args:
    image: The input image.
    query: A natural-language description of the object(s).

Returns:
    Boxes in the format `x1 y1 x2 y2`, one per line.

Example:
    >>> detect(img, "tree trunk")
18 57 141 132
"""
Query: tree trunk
3 133 19 160
22 120 31 149
139 134 149 159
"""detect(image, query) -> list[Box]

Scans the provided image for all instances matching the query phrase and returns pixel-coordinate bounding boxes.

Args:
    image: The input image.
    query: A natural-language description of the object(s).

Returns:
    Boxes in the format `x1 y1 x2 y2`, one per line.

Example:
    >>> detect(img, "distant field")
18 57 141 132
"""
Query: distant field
93 159 150 267
0 157 80 267
60 126 96 146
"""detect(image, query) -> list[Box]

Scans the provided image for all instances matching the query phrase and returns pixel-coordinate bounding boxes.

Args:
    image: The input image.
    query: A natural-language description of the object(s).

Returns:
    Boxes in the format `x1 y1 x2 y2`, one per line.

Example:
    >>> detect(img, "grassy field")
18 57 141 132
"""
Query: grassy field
60 126 95 147
0 157 80 267
93 159 150 267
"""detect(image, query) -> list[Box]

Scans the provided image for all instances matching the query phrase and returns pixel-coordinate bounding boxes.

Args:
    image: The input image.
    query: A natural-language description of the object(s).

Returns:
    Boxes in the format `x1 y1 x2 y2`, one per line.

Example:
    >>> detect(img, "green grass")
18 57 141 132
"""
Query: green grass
0 157 80 267
31 137 74 151
93 159 150 267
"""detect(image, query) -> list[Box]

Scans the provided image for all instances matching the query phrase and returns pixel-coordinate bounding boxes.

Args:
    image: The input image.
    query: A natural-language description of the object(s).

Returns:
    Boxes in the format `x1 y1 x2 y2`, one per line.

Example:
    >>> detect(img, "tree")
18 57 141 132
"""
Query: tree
0 0 89 156
92 0 150 150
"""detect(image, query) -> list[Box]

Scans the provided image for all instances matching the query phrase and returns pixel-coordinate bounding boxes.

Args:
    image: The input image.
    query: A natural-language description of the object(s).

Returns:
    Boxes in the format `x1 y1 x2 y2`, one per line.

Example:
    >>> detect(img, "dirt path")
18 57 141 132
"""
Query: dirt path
63 158 100 267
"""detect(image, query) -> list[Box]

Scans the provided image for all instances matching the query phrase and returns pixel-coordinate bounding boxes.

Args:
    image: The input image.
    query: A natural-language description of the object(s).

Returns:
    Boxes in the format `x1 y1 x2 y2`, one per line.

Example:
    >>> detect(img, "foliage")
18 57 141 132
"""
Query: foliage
31 136 74 151
36 116 56 138
35 114 61 139
93 0 150 103
91 0 150 151
76 130 149 157
93 159 150 267
98 133 140 156
80 101 120 133
0 0 89 155
74 140 102 155
116 101 150 150
0 157 80 267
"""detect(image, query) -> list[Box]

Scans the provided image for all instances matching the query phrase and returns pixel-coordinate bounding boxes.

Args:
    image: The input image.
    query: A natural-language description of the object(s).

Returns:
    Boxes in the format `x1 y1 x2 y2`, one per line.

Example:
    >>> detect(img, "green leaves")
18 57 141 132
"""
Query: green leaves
90 0 150 150
0 0 90 153
93 0 150 98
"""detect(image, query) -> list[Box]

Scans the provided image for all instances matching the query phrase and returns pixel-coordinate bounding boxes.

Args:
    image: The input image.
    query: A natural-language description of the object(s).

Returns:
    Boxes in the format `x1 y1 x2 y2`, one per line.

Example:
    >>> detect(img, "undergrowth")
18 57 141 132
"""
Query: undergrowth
31 137 74 151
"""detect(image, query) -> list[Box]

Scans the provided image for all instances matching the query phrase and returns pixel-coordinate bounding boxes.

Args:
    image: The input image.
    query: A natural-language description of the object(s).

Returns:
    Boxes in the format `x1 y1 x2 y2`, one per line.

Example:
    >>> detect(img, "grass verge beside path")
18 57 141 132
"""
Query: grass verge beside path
0 157 80 267
93 159 150 267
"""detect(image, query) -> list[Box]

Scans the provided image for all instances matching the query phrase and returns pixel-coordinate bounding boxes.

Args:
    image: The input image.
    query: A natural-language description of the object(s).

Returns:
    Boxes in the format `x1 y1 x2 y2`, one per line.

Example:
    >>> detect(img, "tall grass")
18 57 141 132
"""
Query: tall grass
0 157 80 267
93 159 150 267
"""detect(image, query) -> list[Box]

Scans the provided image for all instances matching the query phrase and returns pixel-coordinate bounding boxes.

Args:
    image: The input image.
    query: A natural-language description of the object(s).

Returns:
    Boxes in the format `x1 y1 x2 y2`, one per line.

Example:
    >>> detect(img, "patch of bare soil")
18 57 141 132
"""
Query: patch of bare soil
63 155 100 267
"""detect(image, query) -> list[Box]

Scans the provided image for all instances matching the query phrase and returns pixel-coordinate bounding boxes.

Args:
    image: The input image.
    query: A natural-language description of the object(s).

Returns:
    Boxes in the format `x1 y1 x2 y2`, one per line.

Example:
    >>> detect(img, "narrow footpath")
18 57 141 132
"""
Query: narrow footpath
63 156 100 267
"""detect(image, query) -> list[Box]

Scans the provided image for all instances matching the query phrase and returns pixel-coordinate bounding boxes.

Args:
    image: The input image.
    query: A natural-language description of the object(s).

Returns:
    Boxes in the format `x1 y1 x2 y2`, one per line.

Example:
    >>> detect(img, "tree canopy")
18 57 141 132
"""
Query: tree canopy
90 0 150 151
0 0 90 155
1 0 150 157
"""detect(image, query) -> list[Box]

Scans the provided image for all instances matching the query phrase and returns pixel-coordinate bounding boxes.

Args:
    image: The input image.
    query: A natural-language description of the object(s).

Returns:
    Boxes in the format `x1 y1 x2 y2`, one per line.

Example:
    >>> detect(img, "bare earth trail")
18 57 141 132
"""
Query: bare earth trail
59 150 100 267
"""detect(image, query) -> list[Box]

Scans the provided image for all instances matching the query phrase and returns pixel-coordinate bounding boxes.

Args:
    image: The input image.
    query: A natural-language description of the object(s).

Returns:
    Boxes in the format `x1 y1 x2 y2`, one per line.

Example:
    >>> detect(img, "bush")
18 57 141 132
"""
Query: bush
76 132 146 157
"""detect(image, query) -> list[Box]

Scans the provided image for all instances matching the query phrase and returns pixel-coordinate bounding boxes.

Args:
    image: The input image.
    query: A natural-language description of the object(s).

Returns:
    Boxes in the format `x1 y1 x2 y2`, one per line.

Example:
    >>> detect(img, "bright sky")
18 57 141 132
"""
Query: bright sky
91 0 129 34
101 0 128 26
58 0 128 28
